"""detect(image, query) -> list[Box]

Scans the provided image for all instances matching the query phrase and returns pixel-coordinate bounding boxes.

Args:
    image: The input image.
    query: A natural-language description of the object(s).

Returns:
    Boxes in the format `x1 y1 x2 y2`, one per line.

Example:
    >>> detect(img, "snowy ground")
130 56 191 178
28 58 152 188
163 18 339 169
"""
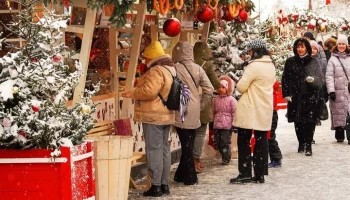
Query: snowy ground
128 109 350 200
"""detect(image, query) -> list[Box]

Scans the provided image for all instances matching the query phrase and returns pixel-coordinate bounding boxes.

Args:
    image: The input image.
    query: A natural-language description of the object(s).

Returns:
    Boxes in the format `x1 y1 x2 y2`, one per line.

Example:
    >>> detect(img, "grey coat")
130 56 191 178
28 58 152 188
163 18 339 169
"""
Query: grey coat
172 41 214 129
326 54 350 128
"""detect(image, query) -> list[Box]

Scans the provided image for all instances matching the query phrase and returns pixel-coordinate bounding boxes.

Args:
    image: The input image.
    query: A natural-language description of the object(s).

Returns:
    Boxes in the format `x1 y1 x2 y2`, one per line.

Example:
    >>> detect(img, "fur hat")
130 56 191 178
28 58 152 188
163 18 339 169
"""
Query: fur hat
142 41 165 60
324 37 337 49
219 75 235 95
247 39 267 50
337 34 348 45
309 40 319 49
303 32 315 40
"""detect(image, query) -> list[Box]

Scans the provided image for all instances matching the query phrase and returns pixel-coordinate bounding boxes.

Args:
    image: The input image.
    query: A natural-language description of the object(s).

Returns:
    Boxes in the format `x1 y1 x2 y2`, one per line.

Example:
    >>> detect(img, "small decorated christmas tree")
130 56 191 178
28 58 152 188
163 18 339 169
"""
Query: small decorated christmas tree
0 0 96 156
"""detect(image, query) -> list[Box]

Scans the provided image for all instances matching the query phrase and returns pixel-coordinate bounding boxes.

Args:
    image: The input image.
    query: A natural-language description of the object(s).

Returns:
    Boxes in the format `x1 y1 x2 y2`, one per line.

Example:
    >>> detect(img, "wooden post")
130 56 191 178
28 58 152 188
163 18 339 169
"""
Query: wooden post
71 0 97 106
120 1 147 119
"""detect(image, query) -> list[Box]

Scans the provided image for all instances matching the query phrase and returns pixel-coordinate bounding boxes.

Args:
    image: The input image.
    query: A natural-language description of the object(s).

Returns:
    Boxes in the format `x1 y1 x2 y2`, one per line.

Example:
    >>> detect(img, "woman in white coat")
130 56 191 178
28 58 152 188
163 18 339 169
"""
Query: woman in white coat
230 39 276 184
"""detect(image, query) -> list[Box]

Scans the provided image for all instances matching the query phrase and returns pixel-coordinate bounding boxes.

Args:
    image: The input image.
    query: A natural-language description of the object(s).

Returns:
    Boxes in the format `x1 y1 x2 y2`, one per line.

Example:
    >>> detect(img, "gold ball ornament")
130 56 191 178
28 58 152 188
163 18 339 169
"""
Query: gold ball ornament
81 105 91 114
12 87 19 94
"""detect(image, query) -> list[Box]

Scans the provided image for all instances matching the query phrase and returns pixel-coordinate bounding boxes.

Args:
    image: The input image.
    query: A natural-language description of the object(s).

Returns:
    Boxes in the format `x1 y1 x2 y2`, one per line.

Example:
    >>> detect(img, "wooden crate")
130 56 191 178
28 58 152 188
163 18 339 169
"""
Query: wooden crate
0 142 95 200
86 135 133 200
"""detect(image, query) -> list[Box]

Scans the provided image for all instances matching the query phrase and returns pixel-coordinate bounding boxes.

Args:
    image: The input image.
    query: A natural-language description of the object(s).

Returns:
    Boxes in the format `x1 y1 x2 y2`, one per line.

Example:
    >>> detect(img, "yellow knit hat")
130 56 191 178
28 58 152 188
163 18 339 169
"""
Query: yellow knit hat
142 41 165 60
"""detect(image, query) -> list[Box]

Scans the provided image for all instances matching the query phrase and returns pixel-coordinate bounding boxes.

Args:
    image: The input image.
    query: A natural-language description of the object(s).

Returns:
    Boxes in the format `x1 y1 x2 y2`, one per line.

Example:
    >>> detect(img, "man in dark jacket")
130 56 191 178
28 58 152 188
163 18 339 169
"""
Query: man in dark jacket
192 42 220 173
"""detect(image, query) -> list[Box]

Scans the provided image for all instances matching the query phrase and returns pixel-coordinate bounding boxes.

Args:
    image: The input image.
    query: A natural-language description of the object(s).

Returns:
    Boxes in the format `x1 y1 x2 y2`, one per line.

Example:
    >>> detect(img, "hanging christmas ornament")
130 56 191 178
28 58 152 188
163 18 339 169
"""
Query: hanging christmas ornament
12 86 19 94
2 118 11 128
31 100 41 112
320 22 327 32
81 104 91 114
222 7 234 21
197 7 213 23
163 18 181 37
317 19 323 25
32 106 40 112
236 9 248 23
19 131 26 137
292 13 299 20
308 19 316 29
31 58 38 62
341 24 348 31
53 55 62 63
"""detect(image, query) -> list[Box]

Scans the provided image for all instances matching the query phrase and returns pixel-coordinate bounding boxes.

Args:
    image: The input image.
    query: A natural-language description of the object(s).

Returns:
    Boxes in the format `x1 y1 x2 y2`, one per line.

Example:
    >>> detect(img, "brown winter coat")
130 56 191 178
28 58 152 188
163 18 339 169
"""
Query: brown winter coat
233 56 276 131
194 42 220 123
172 41 214 129
131 55 175 125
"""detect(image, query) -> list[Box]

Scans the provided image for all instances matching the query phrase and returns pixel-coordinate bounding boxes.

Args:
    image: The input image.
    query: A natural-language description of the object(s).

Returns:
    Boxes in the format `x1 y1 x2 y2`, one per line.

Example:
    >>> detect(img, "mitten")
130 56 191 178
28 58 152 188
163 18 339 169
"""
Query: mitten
329 92 336 101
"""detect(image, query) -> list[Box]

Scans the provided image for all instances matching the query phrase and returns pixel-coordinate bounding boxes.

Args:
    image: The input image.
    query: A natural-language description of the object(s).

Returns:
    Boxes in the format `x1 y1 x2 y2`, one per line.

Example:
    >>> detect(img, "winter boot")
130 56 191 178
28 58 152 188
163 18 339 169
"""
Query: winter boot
252 175 265 183
305 144 312 156
143 185 162 197
161 184 170 195
268 160 282 168
229 174 252 184
298 143 305 153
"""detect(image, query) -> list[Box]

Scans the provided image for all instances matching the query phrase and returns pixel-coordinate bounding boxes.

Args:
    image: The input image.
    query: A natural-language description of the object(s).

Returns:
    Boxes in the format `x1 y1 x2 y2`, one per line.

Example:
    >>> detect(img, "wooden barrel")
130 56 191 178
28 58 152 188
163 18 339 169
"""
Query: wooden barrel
86 135 134 200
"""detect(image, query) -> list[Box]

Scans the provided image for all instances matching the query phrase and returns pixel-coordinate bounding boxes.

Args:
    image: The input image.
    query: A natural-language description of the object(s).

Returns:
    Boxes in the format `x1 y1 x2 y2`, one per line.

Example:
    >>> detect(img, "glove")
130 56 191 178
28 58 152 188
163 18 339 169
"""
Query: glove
329 92 336 101
284 96 292 102
306 76 315 83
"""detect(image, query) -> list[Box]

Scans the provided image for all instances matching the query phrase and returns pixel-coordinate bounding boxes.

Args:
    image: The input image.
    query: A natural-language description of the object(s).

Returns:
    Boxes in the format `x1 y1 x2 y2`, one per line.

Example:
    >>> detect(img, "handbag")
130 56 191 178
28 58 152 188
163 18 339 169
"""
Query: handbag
114 118 133 136
317 98 329 121
337 57 350 93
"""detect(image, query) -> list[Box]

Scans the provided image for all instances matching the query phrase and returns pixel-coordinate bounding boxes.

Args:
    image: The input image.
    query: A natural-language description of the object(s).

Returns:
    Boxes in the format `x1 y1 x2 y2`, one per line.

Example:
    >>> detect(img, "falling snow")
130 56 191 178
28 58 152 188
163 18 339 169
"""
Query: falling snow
128 109 350 199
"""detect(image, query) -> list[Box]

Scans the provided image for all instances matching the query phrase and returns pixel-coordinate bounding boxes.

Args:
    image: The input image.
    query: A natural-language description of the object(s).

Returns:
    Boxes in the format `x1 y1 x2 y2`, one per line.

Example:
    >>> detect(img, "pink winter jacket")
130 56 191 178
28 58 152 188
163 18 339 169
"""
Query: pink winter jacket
212 95 237 130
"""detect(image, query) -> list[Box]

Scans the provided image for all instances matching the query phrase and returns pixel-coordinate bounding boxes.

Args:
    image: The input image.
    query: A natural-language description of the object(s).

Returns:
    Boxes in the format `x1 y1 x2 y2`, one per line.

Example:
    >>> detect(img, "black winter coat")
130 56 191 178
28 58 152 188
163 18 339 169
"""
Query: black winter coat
282 38 324 123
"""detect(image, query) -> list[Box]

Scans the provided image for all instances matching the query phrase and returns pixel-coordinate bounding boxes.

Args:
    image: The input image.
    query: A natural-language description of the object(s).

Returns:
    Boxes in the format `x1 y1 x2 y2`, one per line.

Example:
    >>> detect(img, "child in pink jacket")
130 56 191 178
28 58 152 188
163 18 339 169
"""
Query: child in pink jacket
212 75 237 165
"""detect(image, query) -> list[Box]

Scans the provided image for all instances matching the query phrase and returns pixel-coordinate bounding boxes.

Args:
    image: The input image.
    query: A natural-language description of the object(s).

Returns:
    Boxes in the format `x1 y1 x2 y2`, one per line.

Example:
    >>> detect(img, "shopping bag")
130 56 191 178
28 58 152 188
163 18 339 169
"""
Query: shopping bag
114 118 133 136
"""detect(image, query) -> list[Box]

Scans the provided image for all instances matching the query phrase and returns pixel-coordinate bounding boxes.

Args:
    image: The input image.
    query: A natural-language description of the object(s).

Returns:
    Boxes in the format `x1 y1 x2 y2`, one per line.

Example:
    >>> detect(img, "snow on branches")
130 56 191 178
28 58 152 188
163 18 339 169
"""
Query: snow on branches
0 1 97 153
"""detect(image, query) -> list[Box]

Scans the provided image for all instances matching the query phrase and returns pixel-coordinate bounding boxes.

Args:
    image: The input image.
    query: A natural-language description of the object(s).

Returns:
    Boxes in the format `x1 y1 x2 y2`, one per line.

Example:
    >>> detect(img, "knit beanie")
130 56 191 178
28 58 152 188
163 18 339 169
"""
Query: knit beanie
309 40 319 49
303 32 315 40
220 80 229 91
247 39 267 50
142 41 165 60
337 35 348 45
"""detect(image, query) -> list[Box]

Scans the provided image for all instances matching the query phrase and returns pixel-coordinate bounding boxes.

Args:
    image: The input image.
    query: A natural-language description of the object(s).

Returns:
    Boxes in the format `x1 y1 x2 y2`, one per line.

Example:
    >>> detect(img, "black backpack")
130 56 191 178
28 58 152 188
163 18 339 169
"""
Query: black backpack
158 66 186 110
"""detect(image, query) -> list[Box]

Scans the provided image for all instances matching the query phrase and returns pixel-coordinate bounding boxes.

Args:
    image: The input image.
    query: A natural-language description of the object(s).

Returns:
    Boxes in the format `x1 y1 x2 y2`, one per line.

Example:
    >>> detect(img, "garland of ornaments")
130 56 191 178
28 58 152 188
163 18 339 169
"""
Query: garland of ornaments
162 0 254 37
265 8 350 36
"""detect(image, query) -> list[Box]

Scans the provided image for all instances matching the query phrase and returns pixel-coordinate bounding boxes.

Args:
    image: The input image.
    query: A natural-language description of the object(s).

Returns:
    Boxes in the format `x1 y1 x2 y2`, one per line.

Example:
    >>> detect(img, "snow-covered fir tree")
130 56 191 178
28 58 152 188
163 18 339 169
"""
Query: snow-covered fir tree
0 0 97 155
208 21 260 77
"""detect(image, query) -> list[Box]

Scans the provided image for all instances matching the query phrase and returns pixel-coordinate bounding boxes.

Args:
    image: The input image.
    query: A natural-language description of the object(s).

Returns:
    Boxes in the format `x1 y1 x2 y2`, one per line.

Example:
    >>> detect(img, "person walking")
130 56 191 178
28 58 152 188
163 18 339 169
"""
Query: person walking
193 42 220 173
268 80 283 168
325 35 350 144
172 41 214 185
282 38 323 156
212 75 237 165
230 39 275 184
121 41 175 197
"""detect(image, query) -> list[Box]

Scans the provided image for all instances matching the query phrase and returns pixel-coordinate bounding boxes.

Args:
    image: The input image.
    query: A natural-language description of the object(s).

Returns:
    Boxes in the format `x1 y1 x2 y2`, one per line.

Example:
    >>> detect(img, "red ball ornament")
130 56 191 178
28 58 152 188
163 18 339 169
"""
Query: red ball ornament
32 106 40 112
222 7 234 21
31 58 38 62
19 131 26 137
197 7 213 23
237 9 248 23
308 24 315 29
53 56 61 63
292 13 299 19
163 18 181 37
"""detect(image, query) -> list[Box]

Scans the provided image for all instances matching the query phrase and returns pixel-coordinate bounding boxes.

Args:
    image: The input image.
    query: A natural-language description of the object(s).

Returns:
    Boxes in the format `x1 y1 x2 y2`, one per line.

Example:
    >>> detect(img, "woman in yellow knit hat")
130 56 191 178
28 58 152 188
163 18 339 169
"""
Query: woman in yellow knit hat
122 41 176 197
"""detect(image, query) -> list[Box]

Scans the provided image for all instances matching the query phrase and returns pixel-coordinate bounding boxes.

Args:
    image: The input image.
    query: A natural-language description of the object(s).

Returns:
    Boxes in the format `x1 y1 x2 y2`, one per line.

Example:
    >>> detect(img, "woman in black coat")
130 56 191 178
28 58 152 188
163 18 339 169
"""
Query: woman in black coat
282 38 323 156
